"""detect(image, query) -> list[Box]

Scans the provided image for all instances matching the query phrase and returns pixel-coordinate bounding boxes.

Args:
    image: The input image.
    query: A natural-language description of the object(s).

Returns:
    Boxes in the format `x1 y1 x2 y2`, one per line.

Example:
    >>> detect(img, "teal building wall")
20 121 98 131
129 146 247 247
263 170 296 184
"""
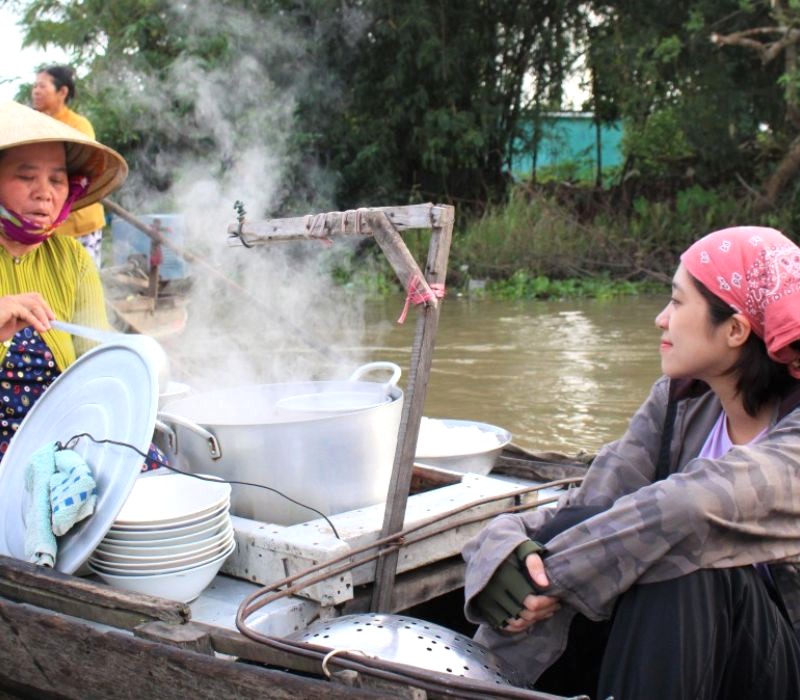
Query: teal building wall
510 112 624 181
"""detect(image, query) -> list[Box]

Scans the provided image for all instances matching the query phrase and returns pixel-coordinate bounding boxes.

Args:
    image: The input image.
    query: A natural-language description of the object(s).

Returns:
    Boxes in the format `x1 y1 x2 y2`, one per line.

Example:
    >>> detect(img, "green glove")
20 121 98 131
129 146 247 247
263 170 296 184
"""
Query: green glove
474 540 546 629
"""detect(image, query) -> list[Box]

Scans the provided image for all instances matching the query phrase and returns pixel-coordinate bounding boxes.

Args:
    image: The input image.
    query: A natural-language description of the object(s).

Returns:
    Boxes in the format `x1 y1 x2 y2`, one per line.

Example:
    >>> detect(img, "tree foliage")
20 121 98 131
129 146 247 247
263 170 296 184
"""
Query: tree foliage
12 0 800 214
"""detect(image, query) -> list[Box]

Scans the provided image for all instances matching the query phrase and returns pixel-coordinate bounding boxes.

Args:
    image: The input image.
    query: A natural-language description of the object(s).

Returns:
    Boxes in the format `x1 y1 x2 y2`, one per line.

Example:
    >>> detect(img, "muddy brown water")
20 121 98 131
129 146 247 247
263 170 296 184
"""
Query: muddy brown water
170 292 666 456
361 294 666 455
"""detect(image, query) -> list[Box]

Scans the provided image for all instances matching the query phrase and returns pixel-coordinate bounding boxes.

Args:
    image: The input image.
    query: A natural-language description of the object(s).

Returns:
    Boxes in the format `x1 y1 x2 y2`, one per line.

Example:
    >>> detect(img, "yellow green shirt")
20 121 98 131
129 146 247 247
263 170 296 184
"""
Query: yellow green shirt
50 106 106 237
0 236 109 371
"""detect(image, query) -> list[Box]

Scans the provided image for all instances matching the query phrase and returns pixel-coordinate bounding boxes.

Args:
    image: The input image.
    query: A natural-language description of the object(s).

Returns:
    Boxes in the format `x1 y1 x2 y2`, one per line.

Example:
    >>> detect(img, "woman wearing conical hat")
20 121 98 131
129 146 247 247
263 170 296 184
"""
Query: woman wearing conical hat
0 100 126 348
0 101 163 469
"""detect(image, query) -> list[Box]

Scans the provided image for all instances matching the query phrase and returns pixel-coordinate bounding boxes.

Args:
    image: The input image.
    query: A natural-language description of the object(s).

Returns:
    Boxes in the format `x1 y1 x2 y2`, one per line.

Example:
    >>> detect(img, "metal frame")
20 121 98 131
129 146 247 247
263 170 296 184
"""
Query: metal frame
226 203 455 610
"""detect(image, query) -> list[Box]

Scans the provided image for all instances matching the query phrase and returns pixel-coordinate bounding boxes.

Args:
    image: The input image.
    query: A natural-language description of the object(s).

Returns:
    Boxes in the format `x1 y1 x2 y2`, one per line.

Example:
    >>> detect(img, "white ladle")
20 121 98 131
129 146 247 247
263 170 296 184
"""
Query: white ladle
51 320 171 392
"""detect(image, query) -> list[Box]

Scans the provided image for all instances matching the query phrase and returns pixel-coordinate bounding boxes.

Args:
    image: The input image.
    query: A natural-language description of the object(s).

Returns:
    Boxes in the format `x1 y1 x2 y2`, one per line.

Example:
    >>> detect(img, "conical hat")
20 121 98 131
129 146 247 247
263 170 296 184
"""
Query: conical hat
0 101 128 211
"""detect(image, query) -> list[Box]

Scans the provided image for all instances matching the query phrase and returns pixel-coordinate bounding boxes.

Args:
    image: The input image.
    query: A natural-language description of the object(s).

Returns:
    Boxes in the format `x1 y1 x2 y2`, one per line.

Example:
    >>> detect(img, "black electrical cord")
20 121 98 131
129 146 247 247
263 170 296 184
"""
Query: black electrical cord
56 432 341 539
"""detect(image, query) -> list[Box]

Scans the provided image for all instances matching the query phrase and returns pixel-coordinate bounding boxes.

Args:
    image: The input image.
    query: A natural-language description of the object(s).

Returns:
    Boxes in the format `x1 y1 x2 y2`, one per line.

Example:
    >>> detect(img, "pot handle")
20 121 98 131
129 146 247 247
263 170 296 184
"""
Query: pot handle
348 361 402 389
156 412 223 461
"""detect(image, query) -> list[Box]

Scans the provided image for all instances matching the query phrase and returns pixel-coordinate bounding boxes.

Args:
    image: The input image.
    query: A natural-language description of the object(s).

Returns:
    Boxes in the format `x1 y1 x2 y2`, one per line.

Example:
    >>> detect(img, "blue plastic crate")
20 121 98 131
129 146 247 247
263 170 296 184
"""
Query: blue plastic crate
111 213 189 280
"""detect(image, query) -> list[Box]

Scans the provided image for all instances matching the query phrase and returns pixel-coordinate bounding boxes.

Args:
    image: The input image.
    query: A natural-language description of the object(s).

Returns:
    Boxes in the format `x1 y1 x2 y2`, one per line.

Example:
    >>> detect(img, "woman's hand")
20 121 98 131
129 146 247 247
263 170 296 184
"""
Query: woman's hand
502 553 561 632
0 293 55 341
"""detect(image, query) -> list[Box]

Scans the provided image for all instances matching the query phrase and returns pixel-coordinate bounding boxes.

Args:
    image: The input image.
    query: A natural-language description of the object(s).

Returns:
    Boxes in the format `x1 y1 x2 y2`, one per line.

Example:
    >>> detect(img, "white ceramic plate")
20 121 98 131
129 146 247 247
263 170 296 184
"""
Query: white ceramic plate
0 340 160 573
104 507 230 541
88 540 235 603
112 472 231 526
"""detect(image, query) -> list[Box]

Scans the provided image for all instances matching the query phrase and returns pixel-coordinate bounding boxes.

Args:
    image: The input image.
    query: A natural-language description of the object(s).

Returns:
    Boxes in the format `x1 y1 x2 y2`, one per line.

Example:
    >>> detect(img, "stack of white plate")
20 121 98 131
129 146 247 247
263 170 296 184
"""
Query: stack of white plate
87 473 235 602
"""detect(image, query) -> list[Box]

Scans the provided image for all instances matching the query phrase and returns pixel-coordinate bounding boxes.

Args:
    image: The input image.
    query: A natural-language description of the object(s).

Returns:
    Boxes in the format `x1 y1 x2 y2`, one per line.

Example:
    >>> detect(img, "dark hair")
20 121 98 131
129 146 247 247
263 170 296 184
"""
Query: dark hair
38 64 76 103
692 275 799 416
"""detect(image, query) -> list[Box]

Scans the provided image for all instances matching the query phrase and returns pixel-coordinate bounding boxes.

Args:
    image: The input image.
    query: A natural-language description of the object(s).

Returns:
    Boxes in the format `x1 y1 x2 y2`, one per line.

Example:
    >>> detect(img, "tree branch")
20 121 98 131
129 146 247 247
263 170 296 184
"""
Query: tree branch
711 27 800 65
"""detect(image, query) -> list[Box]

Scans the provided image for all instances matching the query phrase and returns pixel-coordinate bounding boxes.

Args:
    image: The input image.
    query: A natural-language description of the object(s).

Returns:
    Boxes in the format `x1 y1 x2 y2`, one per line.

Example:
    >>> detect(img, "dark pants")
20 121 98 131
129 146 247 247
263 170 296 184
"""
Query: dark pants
532 507 800 699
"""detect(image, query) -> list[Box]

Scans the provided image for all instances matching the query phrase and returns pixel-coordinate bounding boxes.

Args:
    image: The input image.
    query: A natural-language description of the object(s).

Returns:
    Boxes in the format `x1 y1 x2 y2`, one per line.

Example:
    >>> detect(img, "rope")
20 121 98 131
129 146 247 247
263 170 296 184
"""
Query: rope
397 274 445 324
321 648 373 678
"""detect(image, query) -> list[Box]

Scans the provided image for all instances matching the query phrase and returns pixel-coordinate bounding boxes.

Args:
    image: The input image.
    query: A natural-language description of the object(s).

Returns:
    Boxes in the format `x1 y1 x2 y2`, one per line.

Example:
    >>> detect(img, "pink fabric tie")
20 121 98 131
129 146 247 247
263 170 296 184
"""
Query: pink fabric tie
397 275 445 324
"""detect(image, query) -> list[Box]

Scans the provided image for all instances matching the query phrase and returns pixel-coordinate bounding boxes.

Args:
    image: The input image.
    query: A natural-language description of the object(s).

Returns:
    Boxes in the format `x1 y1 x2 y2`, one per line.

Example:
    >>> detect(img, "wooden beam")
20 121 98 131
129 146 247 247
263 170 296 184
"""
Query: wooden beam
345 557 465 615
0 596 391 700
366 210 436 307
0 556 189 629
226 204 448 245
371 206 454 611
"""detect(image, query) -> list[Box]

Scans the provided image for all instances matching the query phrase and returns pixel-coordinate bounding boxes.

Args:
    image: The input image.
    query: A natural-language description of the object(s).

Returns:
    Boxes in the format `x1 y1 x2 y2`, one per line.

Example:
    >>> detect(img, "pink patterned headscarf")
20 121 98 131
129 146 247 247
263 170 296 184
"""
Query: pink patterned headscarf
681 226 800 378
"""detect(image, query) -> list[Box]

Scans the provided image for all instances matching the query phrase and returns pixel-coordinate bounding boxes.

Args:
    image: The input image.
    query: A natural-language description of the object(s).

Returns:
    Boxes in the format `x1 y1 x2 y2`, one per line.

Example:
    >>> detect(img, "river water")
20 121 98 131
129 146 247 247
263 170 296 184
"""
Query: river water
361 294 667 454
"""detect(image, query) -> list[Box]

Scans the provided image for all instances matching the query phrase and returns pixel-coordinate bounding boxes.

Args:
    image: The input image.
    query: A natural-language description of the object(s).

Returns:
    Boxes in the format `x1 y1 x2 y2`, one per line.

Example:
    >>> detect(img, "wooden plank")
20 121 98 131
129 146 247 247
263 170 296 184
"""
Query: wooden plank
411 463 463 492
372 206 454 611
0 556 189 629
134 620 214 654
0 596 392 700
344 557 465 614
193 621 324 674
225 204 449 245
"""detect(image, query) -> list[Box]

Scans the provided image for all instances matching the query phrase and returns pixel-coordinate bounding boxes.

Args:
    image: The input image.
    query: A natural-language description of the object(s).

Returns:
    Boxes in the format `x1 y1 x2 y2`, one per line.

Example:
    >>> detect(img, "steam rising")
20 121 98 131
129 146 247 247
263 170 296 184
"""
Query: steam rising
100 1 375 386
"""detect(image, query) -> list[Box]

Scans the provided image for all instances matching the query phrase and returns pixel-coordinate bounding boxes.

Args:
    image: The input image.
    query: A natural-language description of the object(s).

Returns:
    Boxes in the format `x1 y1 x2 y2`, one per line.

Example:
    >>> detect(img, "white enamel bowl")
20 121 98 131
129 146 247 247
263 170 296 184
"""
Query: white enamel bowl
100 516 229 548
87 541 236 603
159 381 191 408
97 521 231 557
92 522 234 564
89 539 235 576
415 418 512 475
90 530 234 571
107 501 229 532
104 507 230 541
112 473 230 526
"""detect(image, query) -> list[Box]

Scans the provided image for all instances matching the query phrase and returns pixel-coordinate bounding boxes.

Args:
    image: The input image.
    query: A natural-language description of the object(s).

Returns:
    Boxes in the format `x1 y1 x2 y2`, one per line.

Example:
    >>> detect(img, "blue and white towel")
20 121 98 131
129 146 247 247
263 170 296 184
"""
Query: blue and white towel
50 448 97 536
24 442 97 567
24 442 58 567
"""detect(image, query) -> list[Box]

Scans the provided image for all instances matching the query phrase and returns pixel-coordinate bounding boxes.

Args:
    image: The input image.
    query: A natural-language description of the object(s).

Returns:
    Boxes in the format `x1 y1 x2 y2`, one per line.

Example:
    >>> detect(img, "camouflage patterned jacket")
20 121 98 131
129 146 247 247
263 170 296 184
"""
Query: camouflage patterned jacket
462 375 800 685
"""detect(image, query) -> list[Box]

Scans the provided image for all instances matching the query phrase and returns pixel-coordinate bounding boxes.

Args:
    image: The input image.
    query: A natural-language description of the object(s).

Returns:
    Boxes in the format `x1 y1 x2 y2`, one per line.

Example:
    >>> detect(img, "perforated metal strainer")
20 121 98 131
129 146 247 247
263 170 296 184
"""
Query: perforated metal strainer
286 613 521 687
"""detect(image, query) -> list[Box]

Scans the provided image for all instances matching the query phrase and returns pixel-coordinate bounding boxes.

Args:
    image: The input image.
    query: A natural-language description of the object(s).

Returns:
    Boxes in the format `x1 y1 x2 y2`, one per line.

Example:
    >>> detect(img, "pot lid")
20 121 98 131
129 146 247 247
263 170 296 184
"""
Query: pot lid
0 339 159 573
276 390 390 414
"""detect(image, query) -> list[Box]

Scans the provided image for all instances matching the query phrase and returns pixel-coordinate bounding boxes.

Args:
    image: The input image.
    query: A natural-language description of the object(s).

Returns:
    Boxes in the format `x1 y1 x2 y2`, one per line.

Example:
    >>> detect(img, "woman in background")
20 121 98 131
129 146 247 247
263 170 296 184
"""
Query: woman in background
464 225 800 698
32 64 107 266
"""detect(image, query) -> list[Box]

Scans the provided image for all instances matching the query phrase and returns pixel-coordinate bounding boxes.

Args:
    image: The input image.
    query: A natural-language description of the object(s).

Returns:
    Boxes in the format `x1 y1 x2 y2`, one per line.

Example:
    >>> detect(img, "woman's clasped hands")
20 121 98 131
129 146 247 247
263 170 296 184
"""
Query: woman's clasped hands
474 540 561 633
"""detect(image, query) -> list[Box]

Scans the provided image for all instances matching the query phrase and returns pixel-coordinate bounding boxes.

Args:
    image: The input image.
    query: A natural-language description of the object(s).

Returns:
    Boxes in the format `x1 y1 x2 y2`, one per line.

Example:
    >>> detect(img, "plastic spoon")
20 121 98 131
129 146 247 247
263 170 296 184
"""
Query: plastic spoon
51 320 171 391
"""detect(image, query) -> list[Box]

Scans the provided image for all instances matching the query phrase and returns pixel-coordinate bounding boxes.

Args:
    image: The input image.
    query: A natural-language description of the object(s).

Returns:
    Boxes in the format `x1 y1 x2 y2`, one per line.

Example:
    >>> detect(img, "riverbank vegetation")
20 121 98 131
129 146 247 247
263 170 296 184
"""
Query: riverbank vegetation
13 0 800 300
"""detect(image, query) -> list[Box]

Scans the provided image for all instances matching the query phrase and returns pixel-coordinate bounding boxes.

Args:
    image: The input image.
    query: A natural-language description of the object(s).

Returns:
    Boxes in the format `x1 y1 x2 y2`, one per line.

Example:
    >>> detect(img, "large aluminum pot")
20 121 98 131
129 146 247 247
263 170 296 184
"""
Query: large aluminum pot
155 363 403 526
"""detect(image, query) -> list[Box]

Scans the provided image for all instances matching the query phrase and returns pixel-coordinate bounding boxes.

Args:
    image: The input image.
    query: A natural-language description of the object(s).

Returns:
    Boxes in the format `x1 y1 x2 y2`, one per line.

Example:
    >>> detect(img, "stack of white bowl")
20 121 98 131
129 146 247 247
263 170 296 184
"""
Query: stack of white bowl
87 473 235 602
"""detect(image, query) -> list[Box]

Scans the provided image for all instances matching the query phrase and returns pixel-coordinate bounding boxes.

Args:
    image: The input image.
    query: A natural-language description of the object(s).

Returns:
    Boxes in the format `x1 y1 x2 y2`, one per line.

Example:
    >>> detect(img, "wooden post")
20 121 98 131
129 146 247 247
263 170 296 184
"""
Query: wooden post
370 207 453 612
147 218 164 304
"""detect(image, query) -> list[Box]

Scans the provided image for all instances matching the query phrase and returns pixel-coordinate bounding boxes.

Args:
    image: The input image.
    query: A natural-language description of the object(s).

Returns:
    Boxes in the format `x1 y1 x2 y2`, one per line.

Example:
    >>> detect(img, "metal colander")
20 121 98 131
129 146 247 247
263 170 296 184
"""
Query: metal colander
286 613 520 687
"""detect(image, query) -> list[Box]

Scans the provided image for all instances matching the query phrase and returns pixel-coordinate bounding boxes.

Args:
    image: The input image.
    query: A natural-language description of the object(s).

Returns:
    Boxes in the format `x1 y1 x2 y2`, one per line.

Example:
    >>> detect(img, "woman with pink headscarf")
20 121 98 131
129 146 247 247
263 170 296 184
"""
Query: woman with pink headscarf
463 227 800 698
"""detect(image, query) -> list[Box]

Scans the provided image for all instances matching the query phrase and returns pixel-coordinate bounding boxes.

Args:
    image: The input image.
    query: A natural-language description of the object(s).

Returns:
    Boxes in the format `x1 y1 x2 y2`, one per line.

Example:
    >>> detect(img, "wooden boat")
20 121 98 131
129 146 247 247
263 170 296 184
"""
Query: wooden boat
101 263 190 340
0 446 588 700
0 204 590 699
